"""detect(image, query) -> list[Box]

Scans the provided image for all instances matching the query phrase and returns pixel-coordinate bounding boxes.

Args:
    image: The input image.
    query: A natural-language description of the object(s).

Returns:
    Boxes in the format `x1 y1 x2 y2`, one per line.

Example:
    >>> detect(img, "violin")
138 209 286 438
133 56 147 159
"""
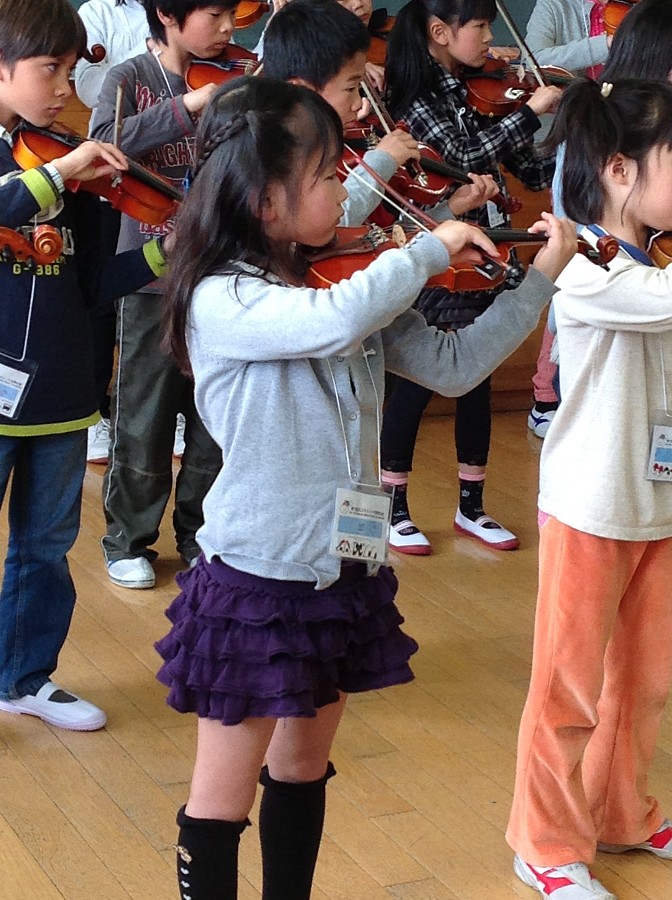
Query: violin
604 0 638 36
303 224 620 292
464 58 572 118
367 12 395 66
185 47 260 90
235 0 270 27
0 226 63 270
13 123 182 226
649 233 672 269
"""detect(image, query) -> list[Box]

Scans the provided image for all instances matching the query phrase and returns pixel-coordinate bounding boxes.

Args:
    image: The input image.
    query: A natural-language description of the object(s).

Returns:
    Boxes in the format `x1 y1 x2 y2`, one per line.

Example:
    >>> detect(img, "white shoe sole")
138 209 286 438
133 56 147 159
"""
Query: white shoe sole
454 510 519 551
0 697 107 731
513 854 617 899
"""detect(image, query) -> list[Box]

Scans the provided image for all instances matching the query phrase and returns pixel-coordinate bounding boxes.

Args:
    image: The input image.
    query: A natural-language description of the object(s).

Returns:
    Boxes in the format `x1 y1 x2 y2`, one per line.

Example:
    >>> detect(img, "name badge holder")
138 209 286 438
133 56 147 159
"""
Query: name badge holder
326 349 392 564
0 271 38 420
646 340 672 481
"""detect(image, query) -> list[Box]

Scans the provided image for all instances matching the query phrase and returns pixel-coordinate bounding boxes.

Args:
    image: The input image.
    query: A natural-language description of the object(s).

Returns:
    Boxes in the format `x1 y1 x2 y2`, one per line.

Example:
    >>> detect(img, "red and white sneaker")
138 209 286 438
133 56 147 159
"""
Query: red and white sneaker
513 854 617 899
454 508 520 550
389 519 432 555
598 818 672 859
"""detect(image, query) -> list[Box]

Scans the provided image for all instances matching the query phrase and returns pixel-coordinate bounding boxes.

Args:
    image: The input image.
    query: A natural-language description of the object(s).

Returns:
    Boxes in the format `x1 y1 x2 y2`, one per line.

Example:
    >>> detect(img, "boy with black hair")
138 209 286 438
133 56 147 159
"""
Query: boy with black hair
262 0 423 225
262 0 498 229
0 0 169 730
91 0 230 590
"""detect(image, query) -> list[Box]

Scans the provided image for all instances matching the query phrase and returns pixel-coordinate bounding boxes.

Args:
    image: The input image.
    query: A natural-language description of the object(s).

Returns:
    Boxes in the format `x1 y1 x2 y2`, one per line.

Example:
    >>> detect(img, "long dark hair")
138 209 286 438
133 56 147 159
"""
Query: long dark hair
602 0 672 82
385 0 495 118
165 77 343 375
545 78 672 224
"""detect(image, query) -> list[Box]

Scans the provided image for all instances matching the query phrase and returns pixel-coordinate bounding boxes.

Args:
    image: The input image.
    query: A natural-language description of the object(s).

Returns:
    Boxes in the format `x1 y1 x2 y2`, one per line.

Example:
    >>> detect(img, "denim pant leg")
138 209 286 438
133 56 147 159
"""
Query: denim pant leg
380 375 434 472
102 292 182 562
0 431 86 698
173 388 221 562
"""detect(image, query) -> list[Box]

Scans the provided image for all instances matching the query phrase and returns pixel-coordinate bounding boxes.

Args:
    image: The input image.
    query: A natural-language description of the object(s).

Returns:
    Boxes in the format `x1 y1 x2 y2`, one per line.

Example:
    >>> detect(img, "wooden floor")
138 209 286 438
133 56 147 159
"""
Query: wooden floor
3 412 672 899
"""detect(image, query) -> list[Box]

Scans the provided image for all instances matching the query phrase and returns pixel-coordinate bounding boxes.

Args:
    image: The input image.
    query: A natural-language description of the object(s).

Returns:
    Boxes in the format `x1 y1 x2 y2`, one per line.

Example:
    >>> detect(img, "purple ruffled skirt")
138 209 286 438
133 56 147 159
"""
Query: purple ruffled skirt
155 556 418 725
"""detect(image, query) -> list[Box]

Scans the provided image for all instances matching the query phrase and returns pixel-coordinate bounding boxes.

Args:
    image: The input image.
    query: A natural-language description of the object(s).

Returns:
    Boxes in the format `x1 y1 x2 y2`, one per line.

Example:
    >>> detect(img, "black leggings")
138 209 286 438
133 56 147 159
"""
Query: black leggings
380 373 491 472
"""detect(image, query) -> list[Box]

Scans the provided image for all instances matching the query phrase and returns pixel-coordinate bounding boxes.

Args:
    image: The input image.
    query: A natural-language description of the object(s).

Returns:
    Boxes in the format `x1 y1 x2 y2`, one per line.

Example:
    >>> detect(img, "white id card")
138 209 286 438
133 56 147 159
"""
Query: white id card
329 484 392 563
0 357 36 419
647 423 672 481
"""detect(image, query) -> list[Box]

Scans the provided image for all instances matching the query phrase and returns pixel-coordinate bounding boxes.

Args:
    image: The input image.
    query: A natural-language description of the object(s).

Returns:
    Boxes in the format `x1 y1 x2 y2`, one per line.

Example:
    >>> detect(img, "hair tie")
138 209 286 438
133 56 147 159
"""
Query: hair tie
600 82 613 98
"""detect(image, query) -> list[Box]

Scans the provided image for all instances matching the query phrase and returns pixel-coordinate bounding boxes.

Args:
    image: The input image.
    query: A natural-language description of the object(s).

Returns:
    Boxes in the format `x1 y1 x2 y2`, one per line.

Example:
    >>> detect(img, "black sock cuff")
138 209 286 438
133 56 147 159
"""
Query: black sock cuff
259 761 336 792
176 805 250 832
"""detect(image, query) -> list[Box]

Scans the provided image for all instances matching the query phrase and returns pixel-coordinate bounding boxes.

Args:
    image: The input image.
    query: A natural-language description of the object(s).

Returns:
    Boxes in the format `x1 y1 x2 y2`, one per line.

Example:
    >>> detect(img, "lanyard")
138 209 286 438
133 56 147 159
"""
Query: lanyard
327 346 383 489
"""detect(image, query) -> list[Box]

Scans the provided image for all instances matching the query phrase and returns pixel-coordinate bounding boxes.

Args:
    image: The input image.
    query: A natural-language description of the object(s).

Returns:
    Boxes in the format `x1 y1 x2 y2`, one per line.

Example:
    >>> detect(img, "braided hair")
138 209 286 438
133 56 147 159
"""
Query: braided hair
164 76 343 375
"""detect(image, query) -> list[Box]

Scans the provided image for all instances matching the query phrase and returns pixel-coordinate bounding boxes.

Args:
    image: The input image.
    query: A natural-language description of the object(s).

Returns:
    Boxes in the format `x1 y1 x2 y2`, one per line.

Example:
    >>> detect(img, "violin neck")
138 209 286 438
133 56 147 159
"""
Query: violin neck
483 228 548 243
417 155 471 185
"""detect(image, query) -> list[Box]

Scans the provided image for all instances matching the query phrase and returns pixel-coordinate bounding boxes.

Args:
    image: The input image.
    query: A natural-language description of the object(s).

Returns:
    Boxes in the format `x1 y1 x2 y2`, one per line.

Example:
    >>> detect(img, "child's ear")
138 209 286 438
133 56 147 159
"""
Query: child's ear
156 8 177 31
428 15 451 47
605 152 636 186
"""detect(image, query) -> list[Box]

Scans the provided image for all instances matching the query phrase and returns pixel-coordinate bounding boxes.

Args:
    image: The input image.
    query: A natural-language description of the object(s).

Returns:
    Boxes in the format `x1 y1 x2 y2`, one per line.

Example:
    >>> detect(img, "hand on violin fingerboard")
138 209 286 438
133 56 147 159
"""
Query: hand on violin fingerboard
526 84 563 117
488 46 520 62
376 129 421 168
431 220 500 263
448 173 500 217
51 140 128 185
529 212 578 283
183 82 218 117
364 62 385 92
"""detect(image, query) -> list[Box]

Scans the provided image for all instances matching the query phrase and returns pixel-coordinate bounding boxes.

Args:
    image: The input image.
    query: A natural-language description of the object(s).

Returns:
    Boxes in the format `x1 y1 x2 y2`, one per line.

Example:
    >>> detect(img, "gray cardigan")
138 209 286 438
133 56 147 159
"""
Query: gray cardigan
188 233 556 588
525 0 609 73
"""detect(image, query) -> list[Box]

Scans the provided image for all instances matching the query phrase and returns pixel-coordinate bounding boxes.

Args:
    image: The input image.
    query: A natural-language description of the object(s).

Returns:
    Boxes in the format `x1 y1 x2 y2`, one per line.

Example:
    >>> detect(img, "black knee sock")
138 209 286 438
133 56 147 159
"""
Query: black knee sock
458 477 485 521
175 805 249 900
259 762 336 900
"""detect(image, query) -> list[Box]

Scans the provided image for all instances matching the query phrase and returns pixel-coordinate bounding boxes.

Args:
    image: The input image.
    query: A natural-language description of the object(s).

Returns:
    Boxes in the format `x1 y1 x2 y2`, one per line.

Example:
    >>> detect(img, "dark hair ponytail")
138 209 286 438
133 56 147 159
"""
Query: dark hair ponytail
164 77 342 375
385 0 495 117
545 78 672 224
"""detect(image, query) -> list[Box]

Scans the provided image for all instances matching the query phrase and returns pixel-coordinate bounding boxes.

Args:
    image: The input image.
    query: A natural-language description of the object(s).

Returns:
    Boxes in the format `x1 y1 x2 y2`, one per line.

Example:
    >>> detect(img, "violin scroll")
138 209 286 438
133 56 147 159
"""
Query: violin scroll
81 44 106 64
0 226 63 270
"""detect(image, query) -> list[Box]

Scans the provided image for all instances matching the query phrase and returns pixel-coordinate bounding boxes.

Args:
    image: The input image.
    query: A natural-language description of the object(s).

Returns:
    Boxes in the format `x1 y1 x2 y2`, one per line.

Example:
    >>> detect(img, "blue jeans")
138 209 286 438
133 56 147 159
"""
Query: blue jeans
0 430 86 699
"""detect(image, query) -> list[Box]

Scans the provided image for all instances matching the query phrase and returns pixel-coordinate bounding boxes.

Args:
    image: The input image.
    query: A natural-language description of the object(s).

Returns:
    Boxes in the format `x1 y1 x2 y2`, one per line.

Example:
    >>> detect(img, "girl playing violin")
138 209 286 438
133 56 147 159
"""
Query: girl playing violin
507 77 672 900
380 0 561 554
156 75 576 900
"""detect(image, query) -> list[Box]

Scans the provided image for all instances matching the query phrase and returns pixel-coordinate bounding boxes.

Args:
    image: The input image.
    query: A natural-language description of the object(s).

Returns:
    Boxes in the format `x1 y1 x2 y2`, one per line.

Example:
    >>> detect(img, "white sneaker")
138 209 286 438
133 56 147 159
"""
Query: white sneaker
513 854 617 899
107 557 155 589
528 405 557 439
0 681 106 731
87 417 110 464
389 519 432 555
454 508 519 550
173 413 186 458
599 818 672 859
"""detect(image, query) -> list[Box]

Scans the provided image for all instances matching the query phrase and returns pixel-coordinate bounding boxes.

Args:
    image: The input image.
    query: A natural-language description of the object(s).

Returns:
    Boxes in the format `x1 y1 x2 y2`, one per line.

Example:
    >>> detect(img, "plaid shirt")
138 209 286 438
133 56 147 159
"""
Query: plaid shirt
397 60 556 327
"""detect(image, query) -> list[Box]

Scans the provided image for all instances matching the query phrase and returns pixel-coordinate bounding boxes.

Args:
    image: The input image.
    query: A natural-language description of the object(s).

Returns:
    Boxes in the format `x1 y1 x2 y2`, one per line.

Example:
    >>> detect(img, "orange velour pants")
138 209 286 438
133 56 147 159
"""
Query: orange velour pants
506 516 672 866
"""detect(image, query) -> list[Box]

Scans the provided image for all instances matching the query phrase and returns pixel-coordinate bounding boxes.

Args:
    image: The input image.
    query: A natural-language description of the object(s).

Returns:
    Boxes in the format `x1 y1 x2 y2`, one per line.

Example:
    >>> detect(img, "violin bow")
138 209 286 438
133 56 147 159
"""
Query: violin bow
494 0 546 87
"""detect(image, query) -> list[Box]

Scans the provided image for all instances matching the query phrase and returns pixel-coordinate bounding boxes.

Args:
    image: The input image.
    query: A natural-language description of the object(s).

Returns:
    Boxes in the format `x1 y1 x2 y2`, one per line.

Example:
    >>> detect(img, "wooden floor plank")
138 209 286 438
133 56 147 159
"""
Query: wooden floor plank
2 411 672 898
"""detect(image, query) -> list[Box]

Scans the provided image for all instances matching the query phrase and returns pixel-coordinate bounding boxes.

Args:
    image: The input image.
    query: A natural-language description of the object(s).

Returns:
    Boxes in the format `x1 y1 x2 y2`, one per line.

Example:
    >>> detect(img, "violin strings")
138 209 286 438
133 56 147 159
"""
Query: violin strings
340 148 434 233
